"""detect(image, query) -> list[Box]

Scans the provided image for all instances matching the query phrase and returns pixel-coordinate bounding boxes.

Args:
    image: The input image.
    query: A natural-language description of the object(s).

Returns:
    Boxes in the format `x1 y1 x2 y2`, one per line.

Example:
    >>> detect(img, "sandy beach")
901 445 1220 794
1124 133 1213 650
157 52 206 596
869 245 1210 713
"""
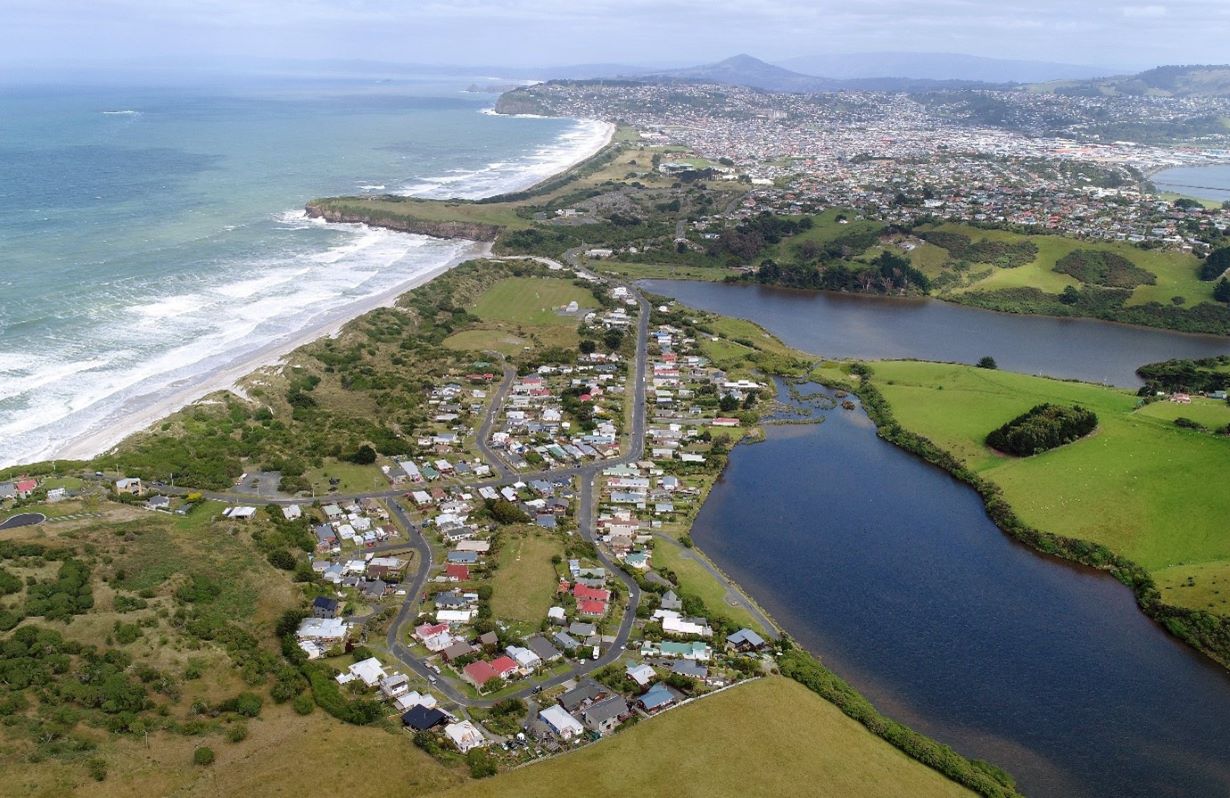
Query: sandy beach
52 239 493 462
44 116 614 465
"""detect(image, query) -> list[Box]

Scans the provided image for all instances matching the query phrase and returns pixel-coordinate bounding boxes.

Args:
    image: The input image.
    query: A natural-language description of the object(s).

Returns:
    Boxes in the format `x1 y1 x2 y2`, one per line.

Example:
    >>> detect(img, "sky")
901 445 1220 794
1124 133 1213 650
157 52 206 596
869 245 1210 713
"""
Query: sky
0 0 1226 75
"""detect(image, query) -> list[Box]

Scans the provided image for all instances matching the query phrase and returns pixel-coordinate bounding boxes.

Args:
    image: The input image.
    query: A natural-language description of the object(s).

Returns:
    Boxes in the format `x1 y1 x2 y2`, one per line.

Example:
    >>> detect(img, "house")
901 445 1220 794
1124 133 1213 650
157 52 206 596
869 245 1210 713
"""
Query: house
144 495 171 512
224 505 257 520
526 635 563 663
443 563 471 582
654 609 713 638
506 645 542 674
568 622 596 638
538 705 585 740
403 705 448 731
581 695 629 735
447 550 479 565
577 599 607 617
547 606 567 625
727 628 768 652
345 657 386 688
114 477 143 495
13 478 37 498
311 595 339 619
45 487 67 503
442 641 477 664
638 683 682 714
626 662 656 688
553 631 580 652
462 661 499 689
394 691 438 713
295 617 348 658
558 680 608 713
282 504 303 521
379 672 410 700
444 721 486 753
436 608 476 625
658 641 712 661
490 655 518 680
659 590 682 611
314 524 338 550
478 631 500 650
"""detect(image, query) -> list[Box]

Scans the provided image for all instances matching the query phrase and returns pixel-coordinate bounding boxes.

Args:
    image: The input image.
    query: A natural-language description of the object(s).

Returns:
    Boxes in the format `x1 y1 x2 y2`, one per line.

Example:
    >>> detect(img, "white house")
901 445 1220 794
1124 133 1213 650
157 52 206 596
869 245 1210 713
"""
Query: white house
444 721 486 753
539 705 585 740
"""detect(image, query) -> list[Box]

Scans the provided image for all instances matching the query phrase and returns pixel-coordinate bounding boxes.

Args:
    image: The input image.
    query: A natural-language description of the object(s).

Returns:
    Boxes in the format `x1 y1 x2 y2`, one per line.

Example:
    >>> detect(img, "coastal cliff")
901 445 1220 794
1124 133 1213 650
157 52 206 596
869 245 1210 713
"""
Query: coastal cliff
305 199 503 241
493 88 555 117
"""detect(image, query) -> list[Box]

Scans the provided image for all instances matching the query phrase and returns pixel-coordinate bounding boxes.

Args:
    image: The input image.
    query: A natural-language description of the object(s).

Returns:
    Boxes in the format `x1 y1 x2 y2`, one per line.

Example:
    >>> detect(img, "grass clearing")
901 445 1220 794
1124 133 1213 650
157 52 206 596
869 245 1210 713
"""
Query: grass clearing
597 262 731 282
471 277 597 327
434 677 972 798
489 529 563 625
920 223 1211 306
653 541 762 633
303 459 388 495
872 361 1230 612
442 328 530 356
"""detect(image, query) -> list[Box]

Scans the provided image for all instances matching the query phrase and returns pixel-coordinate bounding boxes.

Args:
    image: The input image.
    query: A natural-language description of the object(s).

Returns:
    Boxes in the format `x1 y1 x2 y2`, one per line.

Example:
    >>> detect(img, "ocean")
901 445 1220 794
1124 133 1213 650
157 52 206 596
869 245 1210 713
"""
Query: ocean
0 78 610 468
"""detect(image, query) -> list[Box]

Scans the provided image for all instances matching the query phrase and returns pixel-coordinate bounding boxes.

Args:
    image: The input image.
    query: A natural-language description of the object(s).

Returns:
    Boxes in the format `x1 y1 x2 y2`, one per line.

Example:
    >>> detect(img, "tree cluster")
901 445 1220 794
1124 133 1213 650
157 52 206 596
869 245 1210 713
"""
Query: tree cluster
985 403 1098 456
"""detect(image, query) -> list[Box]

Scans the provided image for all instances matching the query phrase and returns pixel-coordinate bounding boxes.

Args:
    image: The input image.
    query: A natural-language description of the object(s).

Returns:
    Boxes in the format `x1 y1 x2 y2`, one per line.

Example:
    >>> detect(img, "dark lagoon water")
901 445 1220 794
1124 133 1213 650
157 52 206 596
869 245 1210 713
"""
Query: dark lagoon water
640 280 1230 386
1152 164 1230 203
693 390 1230 797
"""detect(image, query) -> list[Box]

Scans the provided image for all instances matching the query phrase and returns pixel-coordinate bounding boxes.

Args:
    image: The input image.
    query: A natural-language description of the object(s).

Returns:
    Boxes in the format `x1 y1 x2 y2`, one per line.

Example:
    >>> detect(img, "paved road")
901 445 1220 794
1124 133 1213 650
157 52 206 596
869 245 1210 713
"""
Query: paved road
473 363 517 481
82 261 656 710
0 512 45 531
376 281 651 708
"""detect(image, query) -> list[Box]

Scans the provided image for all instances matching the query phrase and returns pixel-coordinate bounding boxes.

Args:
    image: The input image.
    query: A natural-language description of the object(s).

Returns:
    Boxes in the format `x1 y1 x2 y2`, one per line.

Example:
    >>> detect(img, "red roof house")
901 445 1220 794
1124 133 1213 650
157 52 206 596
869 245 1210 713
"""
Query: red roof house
462 661 498 688
444 564 471 582
578 599 608 617
573 584 611 603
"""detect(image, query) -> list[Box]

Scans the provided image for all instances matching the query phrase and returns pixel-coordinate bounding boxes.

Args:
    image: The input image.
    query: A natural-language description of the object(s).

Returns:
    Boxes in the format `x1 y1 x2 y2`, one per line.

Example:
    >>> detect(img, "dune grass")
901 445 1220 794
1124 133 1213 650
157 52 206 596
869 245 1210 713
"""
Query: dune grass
434 677 973 798
871 361 1230 613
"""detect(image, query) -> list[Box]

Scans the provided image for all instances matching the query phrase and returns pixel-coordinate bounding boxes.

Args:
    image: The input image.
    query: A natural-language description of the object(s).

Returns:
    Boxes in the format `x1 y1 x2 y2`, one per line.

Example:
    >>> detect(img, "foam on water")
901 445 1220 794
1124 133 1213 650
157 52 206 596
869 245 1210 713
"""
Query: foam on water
0 113 609 467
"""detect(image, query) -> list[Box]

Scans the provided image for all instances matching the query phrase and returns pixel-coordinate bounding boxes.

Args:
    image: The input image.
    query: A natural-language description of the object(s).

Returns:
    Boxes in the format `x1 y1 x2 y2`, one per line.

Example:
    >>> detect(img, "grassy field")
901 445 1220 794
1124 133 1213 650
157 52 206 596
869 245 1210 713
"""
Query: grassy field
303 459 388 494
872 361 1230 613
489 529 563 625
919 223 1212 306
471 277 597 326
596 262 732 282
769 208 885 261
442 327 530 356
433 677 972 798
653 539 764 633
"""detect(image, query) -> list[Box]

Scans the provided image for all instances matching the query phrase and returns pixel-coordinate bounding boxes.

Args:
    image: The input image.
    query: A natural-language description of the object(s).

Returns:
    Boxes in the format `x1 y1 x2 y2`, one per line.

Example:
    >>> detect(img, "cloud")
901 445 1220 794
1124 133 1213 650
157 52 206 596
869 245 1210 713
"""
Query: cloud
1122 4 1167 17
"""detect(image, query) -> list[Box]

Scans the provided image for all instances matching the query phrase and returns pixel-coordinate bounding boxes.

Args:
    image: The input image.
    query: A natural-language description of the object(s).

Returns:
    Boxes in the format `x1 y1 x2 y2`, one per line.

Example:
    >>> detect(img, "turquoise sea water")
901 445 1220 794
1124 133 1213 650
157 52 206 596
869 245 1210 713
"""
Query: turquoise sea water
0 79 607 466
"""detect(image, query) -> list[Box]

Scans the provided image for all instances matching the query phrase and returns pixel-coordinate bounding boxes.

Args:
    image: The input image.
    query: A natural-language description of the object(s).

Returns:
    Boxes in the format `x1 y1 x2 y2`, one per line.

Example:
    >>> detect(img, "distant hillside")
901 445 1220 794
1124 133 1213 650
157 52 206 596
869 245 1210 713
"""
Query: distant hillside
779 51 1117 84
643 54 999 93
1038 64 1230 97
646 54 839 92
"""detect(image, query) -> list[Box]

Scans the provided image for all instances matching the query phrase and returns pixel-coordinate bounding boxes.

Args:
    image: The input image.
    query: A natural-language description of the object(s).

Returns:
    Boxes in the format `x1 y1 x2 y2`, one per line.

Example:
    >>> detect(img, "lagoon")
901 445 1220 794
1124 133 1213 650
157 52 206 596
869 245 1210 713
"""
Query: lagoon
640 280 1230 386
694 391 1230 797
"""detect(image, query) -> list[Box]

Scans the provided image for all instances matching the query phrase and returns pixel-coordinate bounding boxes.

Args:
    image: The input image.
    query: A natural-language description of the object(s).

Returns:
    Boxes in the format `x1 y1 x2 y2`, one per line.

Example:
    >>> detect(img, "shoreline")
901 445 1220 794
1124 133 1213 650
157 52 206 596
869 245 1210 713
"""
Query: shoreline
40 114 612 466
50 239 493 463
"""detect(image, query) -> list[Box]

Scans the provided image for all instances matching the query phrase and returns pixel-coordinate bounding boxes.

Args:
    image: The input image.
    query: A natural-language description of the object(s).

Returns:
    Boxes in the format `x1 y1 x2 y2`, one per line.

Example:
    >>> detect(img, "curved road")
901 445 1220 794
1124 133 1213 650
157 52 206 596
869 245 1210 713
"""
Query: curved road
380 283 650 708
